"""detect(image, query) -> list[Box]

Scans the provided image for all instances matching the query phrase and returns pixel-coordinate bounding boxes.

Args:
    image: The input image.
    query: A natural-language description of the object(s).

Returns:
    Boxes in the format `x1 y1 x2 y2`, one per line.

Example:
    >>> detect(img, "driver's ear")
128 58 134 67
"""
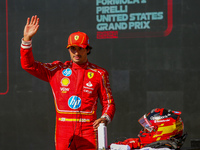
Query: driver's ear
87 49 90 54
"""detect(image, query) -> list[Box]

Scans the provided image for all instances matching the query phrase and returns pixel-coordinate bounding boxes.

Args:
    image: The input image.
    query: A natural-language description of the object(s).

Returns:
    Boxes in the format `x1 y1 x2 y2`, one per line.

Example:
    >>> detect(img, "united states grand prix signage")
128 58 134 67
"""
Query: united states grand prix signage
96 0 173 39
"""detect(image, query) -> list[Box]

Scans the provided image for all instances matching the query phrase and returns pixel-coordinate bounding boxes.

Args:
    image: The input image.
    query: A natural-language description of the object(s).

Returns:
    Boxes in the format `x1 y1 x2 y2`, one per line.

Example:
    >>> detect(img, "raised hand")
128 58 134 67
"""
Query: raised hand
23 15 40 41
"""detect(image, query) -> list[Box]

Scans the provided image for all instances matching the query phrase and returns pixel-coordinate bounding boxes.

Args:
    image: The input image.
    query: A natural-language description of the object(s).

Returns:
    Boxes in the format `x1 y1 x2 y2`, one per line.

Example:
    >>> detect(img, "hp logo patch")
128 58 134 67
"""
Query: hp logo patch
68 96 81 109
62 68 72 77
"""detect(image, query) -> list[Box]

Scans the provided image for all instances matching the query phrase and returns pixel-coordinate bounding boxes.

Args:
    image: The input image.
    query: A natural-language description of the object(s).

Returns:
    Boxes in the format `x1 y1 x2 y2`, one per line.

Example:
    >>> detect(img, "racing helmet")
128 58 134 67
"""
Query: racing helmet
138 108 184 147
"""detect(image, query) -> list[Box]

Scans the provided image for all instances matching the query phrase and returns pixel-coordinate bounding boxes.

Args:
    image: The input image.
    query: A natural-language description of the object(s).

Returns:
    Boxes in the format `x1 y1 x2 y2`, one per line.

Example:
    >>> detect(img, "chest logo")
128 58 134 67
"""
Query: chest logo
68 96 81 109
86 81 93 87
88 72 94 79
61 77 70 86
62 68 72 77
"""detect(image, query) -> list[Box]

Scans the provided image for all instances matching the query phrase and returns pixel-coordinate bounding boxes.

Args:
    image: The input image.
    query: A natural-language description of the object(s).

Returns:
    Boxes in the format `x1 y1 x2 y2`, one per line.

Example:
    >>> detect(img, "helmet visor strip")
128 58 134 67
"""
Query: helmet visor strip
138 114 154 132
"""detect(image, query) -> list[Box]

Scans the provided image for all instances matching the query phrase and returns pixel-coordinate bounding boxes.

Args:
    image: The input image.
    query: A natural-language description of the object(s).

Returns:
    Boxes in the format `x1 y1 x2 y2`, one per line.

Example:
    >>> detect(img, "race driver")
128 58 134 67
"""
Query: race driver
20 15 116 150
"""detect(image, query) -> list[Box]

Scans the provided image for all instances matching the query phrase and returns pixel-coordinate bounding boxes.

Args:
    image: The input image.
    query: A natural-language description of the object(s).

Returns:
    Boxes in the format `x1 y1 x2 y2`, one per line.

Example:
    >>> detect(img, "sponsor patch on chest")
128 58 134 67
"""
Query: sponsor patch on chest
62 68 72 77
61 77 70 86
87 72 94 79
68 96 81 109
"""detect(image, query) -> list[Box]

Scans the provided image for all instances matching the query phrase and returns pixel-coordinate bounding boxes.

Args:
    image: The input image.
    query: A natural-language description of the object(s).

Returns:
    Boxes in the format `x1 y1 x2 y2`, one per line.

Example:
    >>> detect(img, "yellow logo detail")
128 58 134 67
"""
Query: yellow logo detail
61 78 70 86
74 35 79 41
88 72 94 79
153 123 176 139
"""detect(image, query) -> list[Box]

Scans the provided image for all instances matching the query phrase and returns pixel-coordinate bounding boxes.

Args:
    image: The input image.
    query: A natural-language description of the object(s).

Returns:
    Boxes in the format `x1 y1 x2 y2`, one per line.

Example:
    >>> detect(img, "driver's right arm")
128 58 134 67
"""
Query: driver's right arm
20 15 59 82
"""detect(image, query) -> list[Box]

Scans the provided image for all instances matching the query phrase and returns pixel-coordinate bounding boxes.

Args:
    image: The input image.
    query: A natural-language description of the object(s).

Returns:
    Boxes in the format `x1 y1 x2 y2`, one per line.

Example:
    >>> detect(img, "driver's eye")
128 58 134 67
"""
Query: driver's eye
69 47 84 52
70 47 75 50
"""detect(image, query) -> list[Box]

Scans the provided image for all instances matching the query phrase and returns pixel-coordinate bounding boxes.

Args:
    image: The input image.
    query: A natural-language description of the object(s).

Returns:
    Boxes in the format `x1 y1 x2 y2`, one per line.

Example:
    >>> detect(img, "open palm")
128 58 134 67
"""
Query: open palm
23 15 39 41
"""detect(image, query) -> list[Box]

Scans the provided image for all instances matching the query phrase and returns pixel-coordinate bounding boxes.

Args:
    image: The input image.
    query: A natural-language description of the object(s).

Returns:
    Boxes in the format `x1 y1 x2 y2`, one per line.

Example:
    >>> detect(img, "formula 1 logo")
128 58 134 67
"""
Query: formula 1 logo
68 96 81 109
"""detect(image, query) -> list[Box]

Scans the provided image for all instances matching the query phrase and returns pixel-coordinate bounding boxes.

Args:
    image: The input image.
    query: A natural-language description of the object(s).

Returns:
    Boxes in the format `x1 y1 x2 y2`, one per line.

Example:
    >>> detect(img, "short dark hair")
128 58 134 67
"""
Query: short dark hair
86 46 92 55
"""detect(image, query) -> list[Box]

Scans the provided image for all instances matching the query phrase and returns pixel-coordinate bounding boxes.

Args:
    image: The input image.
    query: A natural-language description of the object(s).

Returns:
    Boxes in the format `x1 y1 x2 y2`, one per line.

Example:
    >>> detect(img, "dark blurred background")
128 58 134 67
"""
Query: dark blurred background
0 0 200 149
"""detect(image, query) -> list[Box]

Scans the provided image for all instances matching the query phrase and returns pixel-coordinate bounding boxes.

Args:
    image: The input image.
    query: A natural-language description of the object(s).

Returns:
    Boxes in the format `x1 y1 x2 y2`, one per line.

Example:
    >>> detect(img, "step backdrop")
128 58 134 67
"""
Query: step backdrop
0 0 200 149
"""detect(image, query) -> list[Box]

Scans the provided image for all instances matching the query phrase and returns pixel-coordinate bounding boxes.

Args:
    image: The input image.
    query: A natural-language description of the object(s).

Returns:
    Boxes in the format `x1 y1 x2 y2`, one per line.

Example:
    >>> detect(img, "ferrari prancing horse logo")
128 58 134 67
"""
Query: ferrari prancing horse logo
88 72 94 79
74 35 79 41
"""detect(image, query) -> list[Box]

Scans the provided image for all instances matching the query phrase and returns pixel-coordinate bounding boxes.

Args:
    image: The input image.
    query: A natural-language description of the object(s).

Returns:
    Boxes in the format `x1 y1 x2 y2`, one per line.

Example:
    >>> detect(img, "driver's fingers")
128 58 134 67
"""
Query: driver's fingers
26 17 30 25
32 15 37 25
30 16 34 24
36 18 40 25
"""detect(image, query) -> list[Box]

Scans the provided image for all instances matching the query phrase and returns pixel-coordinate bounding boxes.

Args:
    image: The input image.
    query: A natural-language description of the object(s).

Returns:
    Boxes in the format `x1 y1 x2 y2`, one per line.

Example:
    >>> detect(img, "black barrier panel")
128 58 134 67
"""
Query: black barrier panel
0 0 9 95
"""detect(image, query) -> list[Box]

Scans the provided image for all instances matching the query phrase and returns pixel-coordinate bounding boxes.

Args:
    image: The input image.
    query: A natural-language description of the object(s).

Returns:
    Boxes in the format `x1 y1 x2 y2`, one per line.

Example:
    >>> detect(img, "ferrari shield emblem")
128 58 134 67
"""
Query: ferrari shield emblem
88 72 94 79
74 35 79 41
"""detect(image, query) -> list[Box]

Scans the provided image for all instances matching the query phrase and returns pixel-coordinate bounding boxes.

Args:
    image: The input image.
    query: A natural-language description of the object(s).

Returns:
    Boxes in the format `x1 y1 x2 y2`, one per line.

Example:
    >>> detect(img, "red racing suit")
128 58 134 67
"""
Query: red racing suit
20 39 115 150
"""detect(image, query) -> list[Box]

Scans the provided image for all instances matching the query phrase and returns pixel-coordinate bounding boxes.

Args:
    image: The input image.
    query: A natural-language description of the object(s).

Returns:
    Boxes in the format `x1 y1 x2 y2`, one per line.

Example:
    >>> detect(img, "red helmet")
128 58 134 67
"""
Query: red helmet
138 108 184 147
